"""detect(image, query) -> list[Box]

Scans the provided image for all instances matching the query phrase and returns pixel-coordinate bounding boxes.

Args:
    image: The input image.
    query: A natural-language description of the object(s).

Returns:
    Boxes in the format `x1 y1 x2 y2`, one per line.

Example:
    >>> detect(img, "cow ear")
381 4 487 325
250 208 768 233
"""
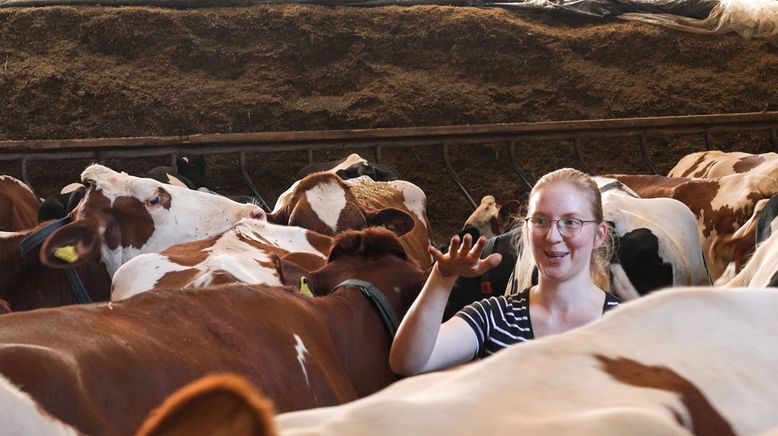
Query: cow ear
136 373 276 436
498 200 523 229
39 219 100 269
274 255 307 288
366 208 415 237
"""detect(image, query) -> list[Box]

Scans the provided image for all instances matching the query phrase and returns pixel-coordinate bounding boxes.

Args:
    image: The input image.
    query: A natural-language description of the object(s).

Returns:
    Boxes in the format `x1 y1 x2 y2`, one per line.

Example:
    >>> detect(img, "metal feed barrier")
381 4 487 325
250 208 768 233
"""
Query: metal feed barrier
1 111 777 211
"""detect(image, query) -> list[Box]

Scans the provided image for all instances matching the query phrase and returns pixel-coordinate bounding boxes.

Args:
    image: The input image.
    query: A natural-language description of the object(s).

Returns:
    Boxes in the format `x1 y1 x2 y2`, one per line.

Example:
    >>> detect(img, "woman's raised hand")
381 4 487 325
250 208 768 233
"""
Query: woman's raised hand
428 233 503 278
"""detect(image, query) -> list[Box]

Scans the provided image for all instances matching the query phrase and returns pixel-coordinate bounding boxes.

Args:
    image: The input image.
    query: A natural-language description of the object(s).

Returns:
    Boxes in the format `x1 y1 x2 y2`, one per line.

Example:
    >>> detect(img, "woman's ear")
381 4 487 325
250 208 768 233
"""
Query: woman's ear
593 222 608 250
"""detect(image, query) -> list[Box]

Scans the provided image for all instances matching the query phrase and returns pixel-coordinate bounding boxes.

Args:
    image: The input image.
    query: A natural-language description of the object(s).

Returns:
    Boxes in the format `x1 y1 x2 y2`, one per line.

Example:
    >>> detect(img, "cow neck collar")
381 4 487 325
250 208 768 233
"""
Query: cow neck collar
19 217 93 305
330 279 399 341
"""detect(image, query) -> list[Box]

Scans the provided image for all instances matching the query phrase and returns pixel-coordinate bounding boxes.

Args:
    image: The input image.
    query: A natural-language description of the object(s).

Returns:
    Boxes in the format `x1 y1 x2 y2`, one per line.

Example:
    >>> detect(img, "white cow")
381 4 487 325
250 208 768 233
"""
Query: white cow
271 288 778 435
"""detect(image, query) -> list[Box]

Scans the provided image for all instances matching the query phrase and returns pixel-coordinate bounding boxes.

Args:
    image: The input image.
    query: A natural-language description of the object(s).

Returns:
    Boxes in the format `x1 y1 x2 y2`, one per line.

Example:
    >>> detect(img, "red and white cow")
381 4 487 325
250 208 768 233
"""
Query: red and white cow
111 219 333 300
609 173 778 280
668 150 778 179
295 153 399 182
272 172 432 268
720 220 778 288
461 195 522 240
0 175 39 232
0 164 265 311
0 228 426 435
269 287 778 435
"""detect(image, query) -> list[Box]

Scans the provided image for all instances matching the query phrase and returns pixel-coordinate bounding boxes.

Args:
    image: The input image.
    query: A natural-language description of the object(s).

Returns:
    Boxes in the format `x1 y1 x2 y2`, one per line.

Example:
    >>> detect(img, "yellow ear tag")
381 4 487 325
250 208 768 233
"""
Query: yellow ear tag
299 276 313 297
54 245 79 263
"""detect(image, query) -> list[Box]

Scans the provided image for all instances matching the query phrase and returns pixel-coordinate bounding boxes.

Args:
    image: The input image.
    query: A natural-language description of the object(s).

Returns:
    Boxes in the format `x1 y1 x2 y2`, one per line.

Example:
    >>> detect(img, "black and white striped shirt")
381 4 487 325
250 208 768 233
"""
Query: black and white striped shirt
456 289 621 359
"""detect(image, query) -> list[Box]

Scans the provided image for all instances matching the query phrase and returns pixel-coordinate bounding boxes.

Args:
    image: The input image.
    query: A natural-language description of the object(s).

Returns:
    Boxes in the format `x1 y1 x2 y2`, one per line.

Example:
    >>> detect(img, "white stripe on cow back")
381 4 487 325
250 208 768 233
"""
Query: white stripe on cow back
305 180 347 233
294 334 311 388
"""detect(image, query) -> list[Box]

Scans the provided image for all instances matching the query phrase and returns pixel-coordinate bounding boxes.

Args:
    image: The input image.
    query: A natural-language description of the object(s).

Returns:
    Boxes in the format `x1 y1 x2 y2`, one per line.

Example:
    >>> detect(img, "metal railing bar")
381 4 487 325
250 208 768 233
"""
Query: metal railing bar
771 128 777 151
705 131 713 150
507 141 533 190
639 135 661 175
3 112 777 153
441 143 477 209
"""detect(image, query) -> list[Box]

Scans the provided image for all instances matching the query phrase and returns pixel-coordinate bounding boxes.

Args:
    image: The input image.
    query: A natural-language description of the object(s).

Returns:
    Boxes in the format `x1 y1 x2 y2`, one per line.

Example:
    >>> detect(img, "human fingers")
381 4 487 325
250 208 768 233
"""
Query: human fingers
457 233 473 257
471 236 487 255
448 234 461 254
428 244 445 261
474 253 503 275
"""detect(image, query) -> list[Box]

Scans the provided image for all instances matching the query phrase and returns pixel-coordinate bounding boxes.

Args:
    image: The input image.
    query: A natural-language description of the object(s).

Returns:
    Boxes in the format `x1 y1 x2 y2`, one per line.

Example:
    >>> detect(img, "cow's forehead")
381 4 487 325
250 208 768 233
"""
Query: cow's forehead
82 164 163 200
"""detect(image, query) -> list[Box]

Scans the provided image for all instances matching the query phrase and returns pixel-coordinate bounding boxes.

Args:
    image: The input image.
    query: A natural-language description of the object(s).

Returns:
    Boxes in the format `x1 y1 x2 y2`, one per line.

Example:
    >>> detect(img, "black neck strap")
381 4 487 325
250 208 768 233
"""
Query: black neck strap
331 279 399 340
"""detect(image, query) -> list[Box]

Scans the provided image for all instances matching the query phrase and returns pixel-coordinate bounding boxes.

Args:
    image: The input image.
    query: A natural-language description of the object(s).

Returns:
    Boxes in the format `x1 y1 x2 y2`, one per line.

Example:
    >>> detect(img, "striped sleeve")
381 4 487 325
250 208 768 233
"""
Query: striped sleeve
455 297 501 358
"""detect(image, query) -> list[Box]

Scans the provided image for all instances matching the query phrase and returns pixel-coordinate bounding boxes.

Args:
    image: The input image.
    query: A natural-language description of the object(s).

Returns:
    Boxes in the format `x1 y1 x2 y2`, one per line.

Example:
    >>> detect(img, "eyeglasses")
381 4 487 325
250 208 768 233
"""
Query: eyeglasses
525 216 598 238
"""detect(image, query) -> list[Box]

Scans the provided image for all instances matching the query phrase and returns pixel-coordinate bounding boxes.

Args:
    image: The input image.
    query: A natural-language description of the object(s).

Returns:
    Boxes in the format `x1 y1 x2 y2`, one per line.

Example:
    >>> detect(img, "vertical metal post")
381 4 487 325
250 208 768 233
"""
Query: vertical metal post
507 141 534 190
770 128 777 151
239 152 271 212
573 137 592 175
307 148 314 165
441 143 477 209
374 145 382 163
170 152 177 169
639 135 661 175
704 131 713 150
20 156 34 195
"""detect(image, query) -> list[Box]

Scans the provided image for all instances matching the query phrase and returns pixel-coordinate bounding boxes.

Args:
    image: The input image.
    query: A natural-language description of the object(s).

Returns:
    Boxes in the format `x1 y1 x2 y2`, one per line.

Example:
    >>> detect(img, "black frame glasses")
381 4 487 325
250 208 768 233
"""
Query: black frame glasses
525 216 599 238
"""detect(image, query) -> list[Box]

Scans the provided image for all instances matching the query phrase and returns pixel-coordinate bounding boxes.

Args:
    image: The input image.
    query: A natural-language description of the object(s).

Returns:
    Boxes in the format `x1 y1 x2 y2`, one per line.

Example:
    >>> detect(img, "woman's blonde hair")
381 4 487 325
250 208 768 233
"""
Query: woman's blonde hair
510 168 614 293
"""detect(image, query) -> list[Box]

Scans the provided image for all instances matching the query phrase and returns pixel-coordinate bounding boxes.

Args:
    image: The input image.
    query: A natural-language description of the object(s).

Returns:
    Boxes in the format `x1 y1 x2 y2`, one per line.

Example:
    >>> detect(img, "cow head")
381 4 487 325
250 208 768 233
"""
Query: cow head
39 164 265 276
270 173 414 237
308 228 426 313
462 195 522 240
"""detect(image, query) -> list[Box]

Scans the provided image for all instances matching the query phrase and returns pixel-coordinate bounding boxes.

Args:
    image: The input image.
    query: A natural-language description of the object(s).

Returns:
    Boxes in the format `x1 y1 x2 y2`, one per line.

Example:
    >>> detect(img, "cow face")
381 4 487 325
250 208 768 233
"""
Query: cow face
462 195 522 240
39 164 265 276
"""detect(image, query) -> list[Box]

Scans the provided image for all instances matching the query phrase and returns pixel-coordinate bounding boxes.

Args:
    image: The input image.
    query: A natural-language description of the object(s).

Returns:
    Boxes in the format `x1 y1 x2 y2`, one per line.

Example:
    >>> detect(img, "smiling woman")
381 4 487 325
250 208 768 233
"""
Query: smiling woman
389 167 620 376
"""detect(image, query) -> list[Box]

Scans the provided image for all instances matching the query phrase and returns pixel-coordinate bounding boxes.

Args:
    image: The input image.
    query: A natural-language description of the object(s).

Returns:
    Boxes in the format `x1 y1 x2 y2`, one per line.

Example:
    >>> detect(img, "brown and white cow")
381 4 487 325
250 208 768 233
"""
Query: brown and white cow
111 218 333 300
0 228 427 435
609 173 778 280
269 287 778 435
0 164 265 311
668 150 778 179
272 172 432 268
460 195 522 240
0 175 39 232
720 220 778 288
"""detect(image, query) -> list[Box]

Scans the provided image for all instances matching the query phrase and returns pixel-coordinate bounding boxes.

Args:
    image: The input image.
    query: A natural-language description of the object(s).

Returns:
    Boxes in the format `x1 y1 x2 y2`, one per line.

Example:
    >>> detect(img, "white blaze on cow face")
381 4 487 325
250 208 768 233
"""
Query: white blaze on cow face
305 180 347 233
79 164 264 276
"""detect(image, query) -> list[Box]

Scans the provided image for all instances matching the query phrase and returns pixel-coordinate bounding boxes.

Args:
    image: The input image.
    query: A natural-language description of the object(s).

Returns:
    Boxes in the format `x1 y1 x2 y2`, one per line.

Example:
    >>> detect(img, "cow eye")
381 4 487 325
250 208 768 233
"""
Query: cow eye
147 195 161 205
84 179 95 189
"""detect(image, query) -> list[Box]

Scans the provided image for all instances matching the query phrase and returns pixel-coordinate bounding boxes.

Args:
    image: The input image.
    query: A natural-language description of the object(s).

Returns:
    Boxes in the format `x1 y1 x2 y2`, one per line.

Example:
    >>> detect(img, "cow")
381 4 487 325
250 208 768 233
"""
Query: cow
111 203 418 301
295 153 399 182
668 150 778 179
719 200 778 288
460 195 522 241
267 287 778 435
37 156 238 223
0 175 39 232
609 173 778 280
0 228 427 435
110 218 333 300
0 164 265 311
272 173 432 268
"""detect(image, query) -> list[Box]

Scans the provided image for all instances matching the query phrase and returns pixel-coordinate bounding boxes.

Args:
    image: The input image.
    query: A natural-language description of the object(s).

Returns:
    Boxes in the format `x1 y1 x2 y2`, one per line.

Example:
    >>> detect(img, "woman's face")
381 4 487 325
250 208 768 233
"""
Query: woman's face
527 181 605 285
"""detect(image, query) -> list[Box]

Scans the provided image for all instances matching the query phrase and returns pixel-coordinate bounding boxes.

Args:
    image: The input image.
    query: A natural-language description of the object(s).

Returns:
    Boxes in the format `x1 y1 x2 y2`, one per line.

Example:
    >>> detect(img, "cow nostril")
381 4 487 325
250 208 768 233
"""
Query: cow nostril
249 208 265 220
